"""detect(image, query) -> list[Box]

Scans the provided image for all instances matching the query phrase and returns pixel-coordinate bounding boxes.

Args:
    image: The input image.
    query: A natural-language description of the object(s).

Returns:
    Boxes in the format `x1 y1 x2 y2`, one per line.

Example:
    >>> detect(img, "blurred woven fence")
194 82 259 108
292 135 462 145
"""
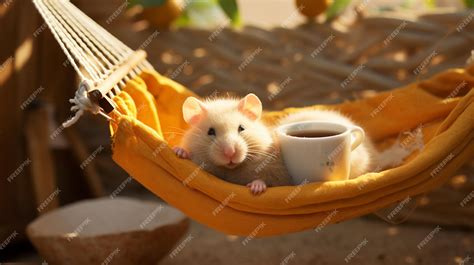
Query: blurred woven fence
77 0 474 228
112 11 474 108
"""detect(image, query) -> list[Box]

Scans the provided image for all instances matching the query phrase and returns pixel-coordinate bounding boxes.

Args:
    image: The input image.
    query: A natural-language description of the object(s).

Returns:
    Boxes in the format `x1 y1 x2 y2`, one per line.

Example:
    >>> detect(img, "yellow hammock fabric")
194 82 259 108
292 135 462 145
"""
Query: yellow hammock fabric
110 66 474 237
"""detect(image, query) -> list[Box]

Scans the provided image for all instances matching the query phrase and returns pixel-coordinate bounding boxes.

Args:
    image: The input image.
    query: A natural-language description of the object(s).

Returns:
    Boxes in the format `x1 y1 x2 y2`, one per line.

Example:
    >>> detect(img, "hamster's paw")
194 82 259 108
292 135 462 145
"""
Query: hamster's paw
173 146 190 159
246 179 267 195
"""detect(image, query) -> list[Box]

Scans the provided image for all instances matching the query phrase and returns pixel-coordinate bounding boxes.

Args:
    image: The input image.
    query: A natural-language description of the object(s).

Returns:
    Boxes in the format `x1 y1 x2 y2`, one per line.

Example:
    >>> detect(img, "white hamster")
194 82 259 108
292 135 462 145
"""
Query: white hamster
173 94 292 195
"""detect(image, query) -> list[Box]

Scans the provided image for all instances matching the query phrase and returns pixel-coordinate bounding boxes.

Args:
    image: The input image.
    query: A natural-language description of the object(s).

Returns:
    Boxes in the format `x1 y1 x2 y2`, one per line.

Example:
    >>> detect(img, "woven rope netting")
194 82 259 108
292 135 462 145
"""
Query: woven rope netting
107 9 474 109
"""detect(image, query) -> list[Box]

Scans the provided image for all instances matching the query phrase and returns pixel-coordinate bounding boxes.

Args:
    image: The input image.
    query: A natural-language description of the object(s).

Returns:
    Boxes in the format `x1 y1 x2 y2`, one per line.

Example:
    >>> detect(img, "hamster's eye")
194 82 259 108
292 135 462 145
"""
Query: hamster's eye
238 125 245 133
207 128 216 136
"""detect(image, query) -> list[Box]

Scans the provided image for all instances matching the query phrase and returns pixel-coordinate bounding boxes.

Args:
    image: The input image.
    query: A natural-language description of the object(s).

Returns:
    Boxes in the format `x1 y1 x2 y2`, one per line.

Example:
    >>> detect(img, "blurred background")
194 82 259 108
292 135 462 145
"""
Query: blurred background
0 0 473 264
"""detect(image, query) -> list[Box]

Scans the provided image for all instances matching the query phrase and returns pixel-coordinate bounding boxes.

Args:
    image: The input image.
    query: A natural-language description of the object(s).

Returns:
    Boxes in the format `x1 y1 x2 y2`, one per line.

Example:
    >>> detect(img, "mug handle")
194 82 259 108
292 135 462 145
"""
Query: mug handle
350 126 365 151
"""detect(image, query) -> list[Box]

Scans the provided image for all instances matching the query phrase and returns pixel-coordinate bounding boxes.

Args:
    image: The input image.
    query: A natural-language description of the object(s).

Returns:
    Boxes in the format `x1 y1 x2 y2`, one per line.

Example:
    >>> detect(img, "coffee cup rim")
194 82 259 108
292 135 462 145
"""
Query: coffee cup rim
276 121 350 140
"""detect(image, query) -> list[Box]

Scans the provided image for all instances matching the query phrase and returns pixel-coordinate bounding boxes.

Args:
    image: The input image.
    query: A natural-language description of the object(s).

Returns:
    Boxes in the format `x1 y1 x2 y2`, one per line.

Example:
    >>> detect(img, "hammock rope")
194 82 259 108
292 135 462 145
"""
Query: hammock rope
32 0 152 127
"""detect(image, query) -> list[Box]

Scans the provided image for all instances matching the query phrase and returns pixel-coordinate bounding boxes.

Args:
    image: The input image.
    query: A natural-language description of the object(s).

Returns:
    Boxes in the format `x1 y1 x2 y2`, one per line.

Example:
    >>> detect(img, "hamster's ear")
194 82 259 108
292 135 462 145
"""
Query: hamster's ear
183 97 206 125
238 93 262 121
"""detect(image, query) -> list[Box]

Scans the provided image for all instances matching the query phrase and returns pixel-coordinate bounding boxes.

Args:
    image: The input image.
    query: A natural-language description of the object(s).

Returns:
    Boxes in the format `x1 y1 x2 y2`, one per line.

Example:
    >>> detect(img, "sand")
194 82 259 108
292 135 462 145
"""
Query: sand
160 218 473 265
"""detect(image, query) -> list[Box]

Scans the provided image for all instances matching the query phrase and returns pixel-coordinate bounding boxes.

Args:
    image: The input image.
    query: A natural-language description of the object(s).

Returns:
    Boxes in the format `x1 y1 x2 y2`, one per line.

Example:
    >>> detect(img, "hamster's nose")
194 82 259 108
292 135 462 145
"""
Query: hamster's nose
223 146 236 159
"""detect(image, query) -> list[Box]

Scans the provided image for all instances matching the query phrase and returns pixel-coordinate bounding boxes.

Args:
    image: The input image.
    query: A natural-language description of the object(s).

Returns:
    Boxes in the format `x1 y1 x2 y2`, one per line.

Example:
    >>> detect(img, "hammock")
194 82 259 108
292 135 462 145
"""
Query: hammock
33 0 474 237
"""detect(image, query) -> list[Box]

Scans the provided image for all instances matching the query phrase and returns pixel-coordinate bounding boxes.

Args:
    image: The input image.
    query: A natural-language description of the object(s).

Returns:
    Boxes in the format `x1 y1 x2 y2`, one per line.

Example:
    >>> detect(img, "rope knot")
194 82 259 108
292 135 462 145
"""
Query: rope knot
62 79 102 127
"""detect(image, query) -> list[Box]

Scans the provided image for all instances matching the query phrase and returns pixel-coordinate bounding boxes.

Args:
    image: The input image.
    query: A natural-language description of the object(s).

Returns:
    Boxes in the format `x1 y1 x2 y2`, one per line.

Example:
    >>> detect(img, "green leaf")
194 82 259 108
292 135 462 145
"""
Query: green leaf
465 0 474 8
174 9 192 27
129 0 166 8
325 0 352 19
217 0 241 26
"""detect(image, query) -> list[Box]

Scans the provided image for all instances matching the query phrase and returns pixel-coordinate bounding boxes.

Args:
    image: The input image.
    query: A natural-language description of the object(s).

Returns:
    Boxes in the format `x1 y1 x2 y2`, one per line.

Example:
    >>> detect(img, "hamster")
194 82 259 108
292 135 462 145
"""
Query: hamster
173 94 388 194
278 110 378 179
173 93 292 195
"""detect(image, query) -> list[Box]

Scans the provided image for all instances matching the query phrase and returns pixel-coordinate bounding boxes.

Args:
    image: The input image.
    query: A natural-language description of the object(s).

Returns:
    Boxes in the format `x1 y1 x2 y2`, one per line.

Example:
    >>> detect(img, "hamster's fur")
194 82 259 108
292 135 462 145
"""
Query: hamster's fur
175 94 292 194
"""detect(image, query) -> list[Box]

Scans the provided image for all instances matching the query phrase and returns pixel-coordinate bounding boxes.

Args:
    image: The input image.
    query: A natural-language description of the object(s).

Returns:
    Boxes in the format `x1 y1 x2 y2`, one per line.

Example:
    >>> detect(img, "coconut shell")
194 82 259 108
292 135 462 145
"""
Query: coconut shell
27 198 189 265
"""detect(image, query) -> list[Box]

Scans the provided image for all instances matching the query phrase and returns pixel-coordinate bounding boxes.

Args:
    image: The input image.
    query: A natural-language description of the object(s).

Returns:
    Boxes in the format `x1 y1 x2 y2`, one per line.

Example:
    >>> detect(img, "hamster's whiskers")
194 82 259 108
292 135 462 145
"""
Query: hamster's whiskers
247 148 278 160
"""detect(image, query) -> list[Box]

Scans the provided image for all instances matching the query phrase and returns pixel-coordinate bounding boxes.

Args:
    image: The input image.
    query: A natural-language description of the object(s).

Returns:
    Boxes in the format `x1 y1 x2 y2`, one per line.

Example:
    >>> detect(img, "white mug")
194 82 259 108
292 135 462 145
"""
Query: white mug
276 121 365 184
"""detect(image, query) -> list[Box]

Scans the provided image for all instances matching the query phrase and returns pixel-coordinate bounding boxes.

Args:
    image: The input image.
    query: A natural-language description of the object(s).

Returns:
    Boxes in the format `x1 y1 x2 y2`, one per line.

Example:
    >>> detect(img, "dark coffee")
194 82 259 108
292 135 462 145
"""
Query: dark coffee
289 130 340 138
